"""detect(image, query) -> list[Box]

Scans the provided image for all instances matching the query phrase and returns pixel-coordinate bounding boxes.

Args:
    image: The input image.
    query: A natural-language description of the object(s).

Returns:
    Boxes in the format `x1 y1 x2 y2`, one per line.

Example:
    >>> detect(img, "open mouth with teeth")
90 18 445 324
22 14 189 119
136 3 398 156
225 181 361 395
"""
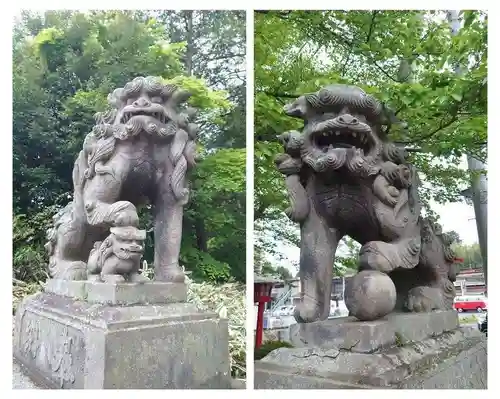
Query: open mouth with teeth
313 128 373 155
120 109 169 124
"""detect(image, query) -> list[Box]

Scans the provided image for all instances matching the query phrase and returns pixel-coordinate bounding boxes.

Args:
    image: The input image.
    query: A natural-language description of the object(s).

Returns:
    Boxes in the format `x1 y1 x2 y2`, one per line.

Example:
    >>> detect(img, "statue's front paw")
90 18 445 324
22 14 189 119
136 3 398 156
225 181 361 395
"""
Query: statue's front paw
294 304 320 323
293 298 328 323
405 286 445 312
359 241 396 273
114 211 139 227
111 201 139 227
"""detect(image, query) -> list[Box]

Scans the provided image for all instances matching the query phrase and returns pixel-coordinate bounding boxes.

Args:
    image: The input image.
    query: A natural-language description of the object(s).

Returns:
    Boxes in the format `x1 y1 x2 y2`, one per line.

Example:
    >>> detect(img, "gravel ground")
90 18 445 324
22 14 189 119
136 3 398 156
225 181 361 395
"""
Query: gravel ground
12 360 45 389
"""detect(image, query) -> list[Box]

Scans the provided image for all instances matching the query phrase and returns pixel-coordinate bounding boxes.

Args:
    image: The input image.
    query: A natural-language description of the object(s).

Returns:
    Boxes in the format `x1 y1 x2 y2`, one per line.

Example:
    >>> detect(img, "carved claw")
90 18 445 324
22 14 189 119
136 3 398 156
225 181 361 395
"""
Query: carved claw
50 261 88 281
294 302 322 323
114 208 140 227
373 175 399 208
359 239 420 273
155 264 185 283
293 294 329 323
359 242 396 273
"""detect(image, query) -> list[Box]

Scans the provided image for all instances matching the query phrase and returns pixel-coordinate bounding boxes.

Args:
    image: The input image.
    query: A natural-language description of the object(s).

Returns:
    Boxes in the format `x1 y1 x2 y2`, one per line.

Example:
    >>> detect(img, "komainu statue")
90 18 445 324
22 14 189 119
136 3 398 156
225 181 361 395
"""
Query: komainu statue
45 76 197 283
275 84 457 323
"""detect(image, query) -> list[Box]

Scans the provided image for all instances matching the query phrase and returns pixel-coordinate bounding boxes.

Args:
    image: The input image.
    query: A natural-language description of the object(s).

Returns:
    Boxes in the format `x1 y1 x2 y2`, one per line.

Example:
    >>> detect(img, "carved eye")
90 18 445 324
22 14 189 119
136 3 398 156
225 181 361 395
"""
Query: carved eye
151 96 163 104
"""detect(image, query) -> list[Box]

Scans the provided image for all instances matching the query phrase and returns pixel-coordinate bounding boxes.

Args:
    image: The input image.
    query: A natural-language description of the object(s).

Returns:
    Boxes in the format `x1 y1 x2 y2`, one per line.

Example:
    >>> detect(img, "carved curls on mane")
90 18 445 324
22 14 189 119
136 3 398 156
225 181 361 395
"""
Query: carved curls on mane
84 77 199 205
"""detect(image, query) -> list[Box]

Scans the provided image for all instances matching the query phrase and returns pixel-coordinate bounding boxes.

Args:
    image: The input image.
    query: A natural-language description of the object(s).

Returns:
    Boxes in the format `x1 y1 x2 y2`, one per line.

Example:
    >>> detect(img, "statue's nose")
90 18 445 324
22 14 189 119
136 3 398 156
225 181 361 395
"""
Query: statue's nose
338 114 358 125
133 97 151 107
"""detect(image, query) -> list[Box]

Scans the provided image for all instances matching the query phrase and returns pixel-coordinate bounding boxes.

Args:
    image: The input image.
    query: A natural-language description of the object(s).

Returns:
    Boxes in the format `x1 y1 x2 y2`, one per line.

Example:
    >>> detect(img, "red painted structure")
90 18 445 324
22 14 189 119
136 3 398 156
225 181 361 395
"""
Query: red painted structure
254 280 274 349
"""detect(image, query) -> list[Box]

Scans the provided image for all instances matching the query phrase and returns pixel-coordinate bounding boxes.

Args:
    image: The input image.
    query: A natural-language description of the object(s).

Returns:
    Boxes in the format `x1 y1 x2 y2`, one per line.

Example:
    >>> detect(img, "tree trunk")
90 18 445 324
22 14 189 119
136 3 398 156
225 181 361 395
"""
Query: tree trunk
447 10 488 287
194 215 208 252
183 11 194 76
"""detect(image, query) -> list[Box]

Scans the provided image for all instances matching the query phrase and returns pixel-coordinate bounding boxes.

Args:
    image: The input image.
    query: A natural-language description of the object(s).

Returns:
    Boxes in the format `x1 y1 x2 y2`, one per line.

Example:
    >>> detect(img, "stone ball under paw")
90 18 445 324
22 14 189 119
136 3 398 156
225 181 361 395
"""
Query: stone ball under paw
345 270 396 321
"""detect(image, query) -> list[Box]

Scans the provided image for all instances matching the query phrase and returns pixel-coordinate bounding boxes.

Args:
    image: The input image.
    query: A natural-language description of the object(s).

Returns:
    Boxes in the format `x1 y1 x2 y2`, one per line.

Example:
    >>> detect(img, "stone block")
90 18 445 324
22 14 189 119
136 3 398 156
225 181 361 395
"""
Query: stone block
289 310 459 353
13 292 231 389
255 327 487 389
44 279 187 305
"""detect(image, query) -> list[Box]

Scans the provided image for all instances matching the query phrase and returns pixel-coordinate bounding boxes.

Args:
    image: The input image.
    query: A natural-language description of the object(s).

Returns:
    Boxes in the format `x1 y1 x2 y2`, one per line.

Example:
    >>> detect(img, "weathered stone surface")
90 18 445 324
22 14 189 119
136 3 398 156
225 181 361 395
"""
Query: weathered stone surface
13 292 231 389
289 310 459 353
275 83 458 323
44 279 88 300
344 270 397 321
14 358 246 390
44 279 187 305
46 76 198 283
255 361 370 389
255 327 486 389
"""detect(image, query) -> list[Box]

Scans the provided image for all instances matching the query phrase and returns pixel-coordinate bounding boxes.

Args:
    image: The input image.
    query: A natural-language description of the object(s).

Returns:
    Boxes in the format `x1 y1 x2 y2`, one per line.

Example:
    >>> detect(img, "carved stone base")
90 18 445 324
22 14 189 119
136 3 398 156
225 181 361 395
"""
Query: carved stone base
288 310 459 353
255 312 487 389
44 279 187 305
13 292 231 389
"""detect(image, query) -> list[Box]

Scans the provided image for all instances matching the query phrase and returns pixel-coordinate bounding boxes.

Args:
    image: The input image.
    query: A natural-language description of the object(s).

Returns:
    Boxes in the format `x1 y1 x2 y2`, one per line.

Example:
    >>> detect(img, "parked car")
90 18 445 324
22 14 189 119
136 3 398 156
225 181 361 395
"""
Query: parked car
477 314 487 336
453 295 488 313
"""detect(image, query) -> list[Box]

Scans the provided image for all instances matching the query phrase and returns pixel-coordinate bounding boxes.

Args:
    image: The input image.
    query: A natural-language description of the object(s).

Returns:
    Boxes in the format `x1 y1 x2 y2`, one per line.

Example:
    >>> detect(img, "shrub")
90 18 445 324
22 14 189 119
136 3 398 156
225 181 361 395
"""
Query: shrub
187 280 246 378
254 340 294 360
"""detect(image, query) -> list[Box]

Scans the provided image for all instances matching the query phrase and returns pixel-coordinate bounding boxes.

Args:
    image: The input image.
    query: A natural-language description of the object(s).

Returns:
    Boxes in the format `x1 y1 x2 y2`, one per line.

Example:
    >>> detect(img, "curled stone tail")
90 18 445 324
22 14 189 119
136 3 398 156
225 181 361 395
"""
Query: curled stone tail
170 129 190 204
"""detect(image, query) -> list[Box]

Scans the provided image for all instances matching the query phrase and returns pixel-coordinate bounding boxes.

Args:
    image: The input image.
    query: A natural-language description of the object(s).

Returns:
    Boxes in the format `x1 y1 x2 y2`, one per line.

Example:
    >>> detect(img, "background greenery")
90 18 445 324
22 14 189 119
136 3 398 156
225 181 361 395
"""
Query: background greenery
253 10 487 273
13 10 246 285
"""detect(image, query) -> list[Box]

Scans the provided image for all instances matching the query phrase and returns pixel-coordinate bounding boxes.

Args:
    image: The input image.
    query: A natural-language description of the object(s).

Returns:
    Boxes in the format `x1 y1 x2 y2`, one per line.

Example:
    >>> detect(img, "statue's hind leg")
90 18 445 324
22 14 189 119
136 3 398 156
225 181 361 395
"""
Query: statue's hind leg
359 239 454 312
404 255 455 313
295 204 342 323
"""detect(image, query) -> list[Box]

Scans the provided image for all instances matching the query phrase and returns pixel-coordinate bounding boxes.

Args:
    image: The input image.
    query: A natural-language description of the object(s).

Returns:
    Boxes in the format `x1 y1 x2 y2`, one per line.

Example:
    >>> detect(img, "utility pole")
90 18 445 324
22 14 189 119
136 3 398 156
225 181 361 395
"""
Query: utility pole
447 10 488 287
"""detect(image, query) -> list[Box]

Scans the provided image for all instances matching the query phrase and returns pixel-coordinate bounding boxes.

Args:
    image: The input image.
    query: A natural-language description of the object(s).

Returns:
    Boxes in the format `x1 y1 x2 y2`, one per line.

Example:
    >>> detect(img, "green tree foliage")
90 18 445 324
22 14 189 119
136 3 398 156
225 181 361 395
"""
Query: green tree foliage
452 242 483 271
334 238 361 276
13 10 246 284
254 10 486 268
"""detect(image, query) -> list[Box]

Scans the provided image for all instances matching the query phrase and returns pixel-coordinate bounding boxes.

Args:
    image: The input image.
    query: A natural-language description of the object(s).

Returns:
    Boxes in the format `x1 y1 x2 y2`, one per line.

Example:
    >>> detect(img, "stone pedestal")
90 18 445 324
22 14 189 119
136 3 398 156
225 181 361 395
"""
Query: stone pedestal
255 311 487 389
13 280 231 389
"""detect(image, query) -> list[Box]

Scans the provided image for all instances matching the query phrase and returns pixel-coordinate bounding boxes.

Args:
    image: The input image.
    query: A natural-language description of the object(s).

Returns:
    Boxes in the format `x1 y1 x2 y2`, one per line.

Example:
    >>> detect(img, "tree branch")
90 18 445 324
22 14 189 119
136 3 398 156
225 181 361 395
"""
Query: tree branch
366 11 378 43
341 11 378 77
408 117 459 143
372 61 400 82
